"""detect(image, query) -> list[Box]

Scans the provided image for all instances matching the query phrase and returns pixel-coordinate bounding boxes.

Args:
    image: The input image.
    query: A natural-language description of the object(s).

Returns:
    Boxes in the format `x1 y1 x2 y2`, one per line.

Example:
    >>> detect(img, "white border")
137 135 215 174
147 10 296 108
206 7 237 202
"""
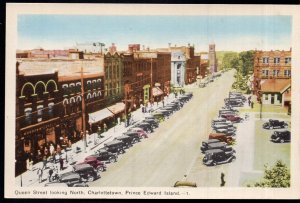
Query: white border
5 3 300 199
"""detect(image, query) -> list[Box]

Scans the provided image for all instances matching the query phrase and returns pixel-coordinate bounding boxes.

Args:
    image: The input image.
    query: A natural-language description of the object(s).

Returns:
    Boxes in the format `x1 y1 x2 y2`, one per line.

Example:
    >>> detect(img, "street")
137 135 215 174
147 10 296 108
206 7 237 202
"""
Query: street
89 70 235 187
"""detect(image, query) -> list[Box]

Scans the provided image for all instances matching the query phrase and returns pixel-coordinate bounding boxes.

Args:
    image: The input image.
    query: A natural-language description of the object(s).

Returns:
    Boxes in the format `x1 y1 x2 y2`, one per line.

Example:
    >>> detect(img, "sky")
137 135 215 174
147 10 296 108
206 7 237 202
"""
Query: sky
17 15 292 52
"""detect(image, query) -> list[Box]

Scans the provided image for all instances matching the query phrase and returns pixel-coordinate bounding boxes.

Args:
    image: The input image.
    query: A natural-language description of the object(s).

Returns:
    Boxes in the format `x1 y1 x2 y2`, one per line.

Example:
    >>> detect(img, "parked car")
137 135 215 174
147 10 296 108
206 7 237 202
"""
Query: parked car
163 105 179 112
212 123 236 131
209 133 235 145
200 139 221 152
143 118 159 129
271 130 291 143
128 127 148 139
123 131 141 143
171 99 184 108
134 122 153 133
156 109 172 118
151 112 165 122
58 171 90 186
103 140 125 154
94 149 117 163
219 109 238 117
203 149 236 166
114 135 134 148
213 128 236 136
78 155 107 172
263 119 288 130
225 100 244 107
221 114 244 123
70 164 100 182
211 118 232 126
200 141 234 153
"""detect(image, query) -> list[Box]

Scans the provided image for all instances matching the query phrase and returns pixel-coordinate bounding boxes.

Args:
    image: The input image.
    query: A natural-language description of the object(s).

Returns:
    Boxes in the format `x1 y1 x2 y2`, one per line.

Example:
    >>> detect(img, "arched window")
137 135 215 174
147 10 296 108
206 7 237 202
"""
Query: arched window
76 82 81 93
24 108 32 126
87 80 92 90
97 91 102 97
92 92 96 98
48 102 54 118
62 84 69 96
70 83 75 94
37 105 43 122
87 93 92 100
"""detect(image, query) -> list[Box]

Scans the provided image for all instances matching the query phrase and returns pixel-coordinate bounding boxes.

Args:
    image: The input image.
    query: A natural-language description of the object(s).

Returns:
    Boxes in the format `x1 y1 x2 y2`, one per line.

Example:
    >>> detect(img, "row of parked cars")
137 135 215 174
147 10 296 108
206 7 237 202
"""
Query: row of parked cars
200 91 246 166
262 119 290 143
46 92 194 187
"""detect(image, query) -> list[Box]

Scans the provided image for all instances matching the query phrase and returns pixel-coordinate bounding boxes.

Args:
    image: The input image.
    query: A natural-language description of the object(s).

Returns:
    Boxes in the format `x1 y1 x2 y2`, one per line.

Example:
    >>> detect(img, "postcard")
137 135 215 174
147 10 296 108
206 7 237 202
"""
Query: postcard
5 3 300 199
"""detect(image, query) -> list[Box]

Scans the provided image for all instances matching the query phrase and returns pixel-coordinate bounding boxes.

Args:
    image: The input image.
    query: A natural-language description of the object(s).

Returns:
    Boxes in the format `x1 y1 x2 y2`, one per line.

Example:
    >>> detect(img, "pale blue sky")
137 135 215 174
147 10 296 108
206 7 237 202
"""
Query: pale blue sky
18 15 292 52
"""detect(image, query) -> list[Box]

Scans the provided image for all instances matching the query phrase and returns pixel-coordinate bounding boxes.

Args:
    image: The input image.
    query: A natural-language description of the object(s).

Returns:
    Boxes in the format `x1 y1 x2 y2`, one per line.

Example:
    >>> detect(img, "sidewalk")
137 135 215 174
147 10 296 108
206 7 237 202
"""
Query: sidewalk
16 93 178 187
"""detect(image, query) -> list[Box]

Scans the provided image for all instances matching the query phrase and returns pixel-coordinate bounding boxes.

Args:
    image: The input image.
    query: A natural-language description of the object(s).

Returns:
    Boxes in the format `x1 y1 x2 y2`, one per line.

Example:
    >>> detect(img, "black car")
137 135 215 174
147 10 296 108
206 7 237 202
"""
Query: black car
200 141 231 153
103 140 126 154
58 172 89 187
94 149 117 163
203 149 236 166
123 131 141 143
114 135 134 148
156 109 172 118
134 122 153 133
225 100 243 107
72 164 100 182
200 139 221 152
263 119 288 130
166 103 180 111
143 119 159 129
171 99 183 108
271 130 291 143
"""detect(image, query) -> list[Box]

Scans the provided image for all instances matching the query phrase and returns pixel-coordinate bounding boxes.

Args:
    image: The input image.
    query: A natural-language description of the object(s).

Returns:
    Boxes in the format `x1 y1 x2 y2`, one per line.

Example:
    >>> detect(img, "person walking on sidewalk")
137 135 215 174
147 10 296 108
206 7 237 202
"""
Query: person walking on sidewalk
37 168 43 183
59 156 64 171
48 166 54 182
42 155 47 170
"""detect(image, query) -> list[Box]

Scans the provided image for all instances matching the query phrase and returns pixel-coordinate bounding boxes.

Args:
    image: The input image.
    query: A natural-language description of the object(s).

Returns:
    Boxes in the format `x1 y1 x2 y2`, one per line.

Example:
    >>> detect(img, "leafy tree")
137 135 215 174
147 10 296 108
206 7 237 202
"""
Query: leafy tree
221 52 239 70
252 160 290 188
239 50 255 76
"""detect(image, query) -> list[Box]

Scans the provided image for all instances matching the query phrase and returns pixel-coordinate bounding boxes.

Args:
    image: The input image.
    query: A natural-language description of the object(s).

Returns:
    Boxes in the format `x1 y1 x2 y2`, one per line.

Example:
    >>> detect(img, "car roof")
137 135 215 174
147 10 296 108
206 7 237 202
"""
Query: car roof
115 135 130 139
205 149 224 154
60 171 81 179
74 164 93 171
208 142 227 147
124 131 138 135
105 140 123 146
203 139 220 143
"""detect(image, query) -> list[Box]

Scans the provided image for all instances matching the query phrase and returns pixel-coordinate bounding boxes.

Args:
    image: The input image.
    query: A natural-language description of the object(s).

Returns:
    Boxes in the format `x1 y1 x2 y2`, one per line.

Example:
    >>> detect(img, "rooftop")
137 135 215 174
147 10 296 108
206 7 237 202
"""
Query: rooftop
261 79 291 93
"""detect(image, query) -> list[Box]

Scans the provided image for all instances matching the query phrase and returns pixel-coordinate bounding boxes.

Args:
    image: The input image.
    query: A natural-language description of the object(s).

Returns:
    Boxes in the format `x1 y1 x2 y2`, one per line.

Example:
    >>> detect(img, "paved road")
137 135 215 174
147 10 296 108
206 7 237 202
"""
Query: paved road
90 70 235 187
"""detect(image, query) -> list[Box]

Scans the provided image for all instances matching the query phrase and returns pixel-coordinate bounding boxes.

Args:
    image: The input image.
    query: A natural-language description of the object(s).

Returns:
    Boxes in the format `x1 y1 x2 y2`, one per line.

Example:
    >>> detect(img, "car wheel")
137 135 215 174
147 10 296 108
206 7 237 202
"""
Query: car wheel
280 139 285 143
97 166 104 172
212 162 217 166
87 175 95 182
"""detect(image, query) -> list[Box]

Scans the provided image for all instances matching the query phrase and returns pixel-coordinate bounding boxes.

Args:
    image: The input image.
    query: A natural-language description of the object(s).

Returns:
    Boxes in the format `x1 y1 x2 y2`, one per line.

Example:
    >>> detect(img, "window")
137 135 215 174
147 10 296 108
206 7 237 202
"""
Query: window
284 70 291 77
265 94 268 100
265 70 269 76
62 84 69 96
48 102 54 118
262 57 269 64
273 70 276 76
37 105 43 122
285 57 291 64
274 57 280 64
24 108 32 125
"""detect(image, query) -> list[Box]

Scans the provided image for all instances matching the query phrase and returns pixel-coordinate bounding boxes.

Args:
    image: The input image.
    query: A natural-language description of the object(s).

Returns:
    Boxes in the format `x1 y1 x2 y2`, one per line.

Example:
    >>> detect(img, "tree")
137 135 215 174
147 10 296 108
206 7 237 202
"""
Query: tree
239 50 255 76
221 52 239 70
251 160 290 188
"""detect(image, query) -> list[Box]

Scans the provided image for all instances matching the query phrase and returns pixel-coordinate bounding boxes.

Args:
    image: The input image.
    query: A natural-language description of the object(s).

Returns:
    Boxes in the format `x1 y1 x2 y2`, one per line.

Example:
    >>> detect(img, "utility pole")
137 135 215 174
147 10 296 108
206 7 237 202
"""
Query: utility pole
150 58 153 104
77 66 88 153
124 84 129 127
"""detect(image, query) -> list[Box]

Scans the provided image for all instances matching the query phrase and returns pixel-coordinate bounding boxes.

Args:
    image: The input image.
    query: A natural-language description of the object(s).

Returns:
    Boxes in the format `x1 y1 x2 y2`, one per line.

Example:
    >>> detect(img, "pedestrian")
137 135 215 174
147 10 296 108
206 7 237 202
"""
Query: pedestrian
220 172 226 187
162 100 165 107
52 150 57 163
42 155 47 170
37 168 43 183
103 123 107 132
251 101 254 109
59 156 64 171
117 117 120 125
49 144 54 157
48 166 54 182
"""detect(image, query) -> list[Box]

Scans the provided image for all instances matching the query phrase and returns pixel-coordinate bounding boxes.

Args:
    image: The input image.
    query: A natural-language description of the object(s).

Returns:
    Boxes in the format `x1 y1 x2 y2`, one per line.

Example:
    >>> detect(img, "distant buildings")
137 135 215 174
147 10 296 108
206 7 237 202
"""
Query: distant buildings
253 49 291 107
208 44 217 74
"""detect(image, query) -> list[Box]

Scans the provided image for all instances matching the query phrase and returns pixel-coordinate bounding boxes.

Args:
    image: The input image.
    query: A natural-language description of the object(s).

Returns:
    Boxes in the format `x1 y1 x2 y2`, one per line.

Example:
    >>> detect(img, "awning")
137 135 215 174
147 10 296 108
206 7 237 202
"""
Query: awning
152 87 164 97
107 102 125 114
88 108 114 124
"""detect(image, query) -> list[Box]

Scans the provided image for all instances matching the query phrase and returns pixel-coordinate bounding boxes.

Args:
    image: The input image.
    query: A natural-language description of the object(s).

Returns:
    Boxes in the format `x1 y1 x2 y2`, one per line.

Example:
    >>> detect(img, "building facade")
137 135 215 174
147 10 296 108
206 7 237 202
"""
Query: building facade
253 49 291 96
208 44 217 74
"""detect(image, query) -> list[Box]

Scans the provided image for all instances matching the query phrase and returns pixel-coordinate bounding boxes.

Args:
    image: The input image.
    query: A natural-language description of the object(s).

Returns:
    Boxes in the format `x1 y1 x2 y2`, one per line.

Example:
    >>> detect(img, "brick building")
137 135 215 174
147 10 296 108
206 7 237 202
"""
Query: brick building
253 49 291 107
15 57 104 176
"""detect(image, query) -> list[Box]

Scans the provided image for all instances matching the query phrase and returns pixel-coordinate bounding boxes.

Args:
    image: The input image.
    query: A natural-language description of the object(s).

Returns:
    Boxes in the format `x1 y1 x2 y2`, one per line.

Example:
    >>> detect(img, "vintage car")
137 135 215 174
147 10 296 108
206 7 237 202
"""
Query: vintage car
114 135 134 148
225 100 244 107
209 133 235 145
263 119 288 130
128 127 148 139
79 155 107 172
211 118 232 126
271 130 291 143
123 131 141 143
151 112 165 122
103 140 126 154
94 149 117 163
203 149 236 166
156 109 172 117
72 163 100 182
212 123 236 131
173 181 197 187
134 122 153 133
143 118 159 129
170 99 184 108
166 103 181 111
162 106 177 114
219 110 238 117
200 139 221 152
221 114 244 123
200 141 234 153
